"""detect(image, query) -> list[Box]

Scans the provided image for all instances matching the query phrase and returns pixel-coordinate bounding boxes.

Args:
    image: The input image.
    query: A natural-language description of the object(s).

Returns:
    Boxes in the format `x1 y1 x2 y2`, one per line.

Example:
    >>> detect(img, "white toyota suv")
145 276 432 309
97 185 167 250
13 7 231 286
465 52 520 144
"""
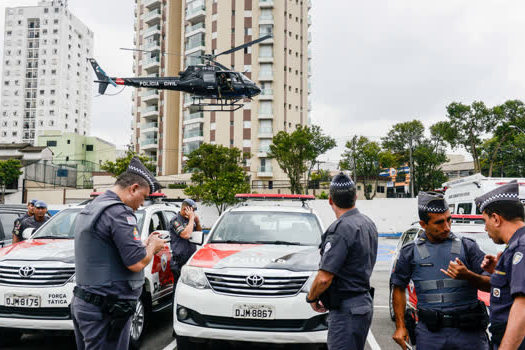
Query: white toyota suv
0 198 178 349
173 195 328 349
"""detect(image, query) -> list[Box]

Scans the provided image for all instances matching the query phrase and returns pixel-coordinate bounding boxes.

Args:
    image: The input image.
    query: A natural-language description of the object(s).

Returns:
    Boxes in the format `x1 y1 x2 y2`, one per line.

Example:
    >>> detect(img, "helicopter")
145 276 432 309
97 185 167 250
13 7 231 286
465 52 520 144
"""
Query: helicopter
88 34 272 112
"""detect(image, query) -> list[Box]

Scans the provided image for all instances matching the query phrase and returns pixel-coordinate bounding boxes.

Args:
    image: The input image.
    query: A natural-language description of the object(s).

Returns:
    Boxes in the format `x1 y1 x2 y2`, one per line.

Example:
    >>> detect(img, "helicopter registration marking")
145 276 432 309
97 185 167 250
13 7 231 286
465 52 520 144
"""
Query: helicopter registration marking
140 81 160 87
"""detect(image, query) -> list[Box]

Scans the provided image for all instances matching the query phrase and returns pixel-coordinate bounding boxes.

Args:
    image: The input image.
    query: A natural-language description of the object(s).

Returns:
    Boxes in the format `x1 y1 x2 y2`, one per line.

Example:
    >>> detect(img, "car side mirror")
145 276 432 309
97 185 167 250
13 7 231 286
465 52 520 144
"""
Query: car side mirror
189 231 204 245
22 228 35 240
152 230 171 243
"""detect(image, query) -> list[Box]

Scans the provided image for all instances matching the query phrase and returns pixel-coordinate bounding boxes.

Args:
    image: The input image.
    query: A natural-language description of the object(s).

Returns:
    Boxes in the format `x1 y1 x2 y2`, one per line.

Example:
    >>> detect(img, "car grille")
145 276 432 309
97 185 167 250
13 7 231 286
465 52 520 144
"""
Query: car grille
0 306 70 320
205 272 309 297
0 265 75 286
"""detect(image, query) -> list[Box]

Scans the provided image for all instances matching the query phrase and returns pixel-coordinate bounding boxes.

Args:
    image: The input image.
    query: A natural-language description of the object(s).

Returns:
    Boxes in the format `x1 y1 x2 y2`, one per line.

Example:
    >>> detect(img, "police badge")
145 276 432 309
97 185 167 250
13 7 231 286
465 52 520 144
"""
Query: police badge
513 252 523 265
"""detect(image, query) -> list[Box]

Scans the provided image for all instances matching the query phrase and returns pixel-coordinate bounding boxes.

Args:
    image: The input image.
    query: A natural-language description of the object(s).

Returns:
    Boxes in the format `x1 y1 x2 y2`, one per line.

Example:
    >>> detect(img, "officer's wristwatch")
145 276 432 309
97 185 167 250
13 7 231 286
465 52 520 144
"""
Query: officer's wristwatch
305 295 318 303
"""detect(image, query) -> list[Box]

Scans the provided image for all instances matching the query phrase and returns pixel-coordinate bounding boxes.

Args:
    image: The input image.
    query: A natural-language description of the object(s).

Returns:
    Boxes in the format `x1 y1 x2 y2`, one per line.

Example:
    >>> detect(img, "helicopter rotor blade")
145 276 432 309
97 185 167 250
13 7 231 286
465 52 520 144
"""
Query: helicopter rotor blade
120 48 184 56
213 34 272 58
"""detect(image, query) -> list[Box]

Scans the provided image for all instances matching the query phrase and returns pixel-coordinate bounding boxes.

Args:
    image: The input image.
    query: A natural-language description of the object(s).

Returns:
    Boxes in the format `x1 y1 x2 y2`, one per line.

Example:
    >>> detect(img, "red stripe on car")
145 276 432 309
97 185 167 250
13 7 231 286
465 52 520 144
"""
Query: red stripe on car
189 244 261 268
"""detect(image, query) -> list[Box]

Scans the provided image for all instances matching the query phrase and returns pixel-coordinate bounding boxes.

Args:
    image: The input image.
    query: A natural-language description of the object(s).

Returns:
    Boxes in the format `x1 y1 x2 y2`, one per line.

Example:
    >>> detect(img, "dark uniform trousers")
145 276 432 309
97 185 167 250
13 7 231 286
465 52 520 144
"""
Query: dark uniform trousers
71 296 132 350
327 293 373 350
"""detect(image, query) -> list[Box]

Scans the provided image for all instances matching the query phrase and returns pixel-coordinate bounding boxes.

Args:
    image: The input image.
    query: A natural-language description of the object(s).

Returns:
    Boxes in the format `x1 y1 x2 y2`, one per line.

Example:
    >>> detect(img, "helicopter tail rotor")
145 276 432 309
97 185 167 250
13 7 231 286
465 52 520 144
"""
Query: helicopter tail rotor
87 58 117 95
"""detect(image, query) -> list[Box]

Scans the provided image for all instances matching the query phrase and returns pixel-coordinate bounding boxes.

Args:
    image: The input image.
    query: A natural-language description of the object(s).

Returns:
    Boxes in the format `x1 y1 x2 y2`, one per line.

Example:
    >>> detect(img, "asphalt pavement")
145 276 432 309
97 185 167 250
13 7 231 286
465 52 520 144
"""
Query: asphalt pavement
5 237 402 350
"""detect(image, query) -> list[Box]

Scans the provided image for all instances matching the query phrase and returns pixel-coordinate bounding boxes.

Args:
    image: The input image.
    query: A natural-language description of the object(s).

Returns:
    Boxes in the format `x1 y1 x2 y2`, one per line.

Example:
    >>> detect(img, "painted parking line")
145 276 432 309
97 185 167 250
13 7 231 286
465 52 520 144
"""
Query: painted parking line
162 339 177 350
367 329 382 350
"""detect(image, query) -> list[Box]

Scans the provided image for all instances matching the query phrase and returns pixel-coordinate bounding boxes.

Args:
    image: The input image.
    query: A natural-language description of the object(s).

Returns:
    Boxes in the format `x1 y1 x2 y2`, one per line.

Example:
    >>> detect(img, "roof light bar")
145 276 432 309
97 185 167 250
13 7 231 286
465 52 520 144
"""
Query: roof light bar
235 194 315 200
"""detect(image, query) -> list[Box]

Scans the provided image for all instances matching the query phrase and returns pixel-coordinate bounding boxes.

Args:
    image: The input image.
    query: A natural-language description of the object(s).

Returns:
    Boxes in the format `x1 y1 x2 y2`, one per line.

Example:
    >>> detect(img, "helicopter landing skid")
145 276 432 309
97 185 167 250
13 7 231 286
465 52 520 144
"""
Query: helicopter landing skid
191 98 244 112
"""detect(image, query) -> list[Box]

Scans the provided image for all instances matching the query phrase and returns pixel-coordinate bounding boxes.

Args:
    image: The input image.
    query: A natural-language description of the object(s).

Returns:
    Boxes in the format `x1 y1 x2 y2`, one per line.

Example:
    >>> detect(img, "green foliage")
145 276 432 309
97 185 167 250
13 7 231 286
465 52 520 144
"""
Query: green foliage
101 150 156 176
0 159 23 204
183 143 250 214
480 134 525 177
268 125 335 194
168 183 187 189
412 141 448 192
310 169 331 182
381 120 425 164
317 191 329 200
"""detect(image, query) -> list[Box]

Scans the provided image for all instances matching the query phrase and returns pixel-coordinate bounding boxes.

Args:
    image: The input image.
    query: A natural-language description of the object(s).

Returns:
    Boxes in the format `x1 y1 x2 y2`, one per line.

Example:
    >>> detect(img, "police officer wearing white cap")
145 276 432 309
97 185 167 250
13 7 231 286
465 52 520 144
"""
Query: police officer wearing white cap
476 180 525 349
306 173 378 350
71 157 166 350
391 191 490 350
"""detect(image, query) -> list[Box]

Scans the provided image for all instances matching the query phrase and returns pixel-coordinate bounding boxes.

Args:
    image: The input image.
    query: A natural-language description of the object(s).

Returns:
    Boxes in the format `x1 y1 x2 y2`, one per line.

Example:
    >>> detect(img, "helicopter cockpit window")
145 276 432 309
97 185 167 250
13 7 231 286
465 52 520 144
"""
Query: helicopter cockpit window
239 73 252 83
202 72 215 83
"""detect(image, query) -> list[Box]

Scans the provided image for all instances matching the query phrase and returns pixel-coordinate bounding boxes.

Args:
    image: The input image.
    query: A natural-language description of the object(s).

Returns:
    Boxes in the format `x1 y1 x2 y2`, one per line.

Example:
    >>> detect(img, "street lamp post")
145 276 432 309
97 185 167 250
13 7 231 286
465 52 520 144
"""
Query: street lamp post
408 134 415 198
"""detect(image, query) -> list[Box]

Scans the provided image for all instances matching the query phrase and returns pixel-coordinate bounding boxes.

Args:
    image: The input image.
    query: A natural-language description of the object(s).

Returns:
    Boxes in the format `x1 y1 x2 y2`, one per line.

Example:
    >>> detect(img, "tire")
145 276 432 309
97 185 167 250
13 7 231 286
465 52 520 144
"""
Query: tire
389 284 396 321
0 328 22 346
129 292 150 350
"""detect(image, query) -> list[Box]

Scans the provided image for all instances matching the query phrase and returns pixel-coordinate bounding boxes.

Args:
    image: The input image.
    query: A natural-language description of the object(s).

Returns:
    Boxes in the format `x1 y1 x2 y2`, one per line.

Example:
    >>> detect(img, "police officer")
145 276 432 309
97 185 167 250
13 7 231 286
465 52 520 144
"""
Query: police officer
306 173 378 350
13 200 49 242
476 180 525 349
12 199 36 243
169 198 202 288
71 157 166 350
391 192 490 350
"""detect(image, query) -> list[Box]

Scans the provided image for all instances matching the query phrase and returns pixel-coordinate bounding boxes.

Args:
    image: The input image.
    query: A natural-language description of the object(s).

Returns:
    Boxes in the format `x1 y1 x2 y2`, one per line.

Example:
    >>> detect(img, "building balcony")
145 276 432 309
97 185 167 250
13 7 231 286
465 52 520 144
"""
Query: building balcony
144 40 160 51
183 111 204 125
142 105 159 118
257 166 273 177
143 57 160 71
183 129 204 140
186 6 206 22
183 135 204 143
259 0 273 8
257 112 274 120
308 32 312 43
185 22 205 37
258 55 273 63
143 25 161 38
308 15 312 26
142 89 159 103
258 128 273 138
143 9 161 25
258 71 274 81
307 0 312 8
259 15 274 25
259 89 273 100
143 0 161 10
141 121 158 133
185 40 206 53
141 138 158 149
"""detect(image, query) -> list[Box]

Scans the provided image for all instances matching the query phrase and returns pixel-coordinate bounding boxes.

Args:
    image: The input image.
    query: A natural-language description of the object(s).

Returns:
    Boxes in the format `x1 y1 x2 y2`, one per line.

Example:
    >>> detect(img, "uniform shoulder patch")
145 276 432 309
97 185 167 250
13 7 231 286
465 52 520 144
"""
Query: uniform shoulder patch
324 242 332 253
513 252 523 265
173 220 181 228
126 216 137 225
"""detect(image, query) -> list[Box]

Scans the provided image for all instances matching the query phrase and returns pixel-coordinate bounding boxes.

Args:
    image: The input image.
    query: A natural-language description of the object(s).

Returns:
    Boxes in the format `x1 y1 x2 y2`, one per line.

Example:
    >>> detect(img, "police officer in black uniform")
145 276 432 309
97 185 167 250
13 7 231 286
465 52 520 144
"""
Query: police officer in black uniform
169 198 202 289
476 180 525 349
12 199 36 243
391 192 490 350
13 201 49 242
71 157 166 350
306 173 378 350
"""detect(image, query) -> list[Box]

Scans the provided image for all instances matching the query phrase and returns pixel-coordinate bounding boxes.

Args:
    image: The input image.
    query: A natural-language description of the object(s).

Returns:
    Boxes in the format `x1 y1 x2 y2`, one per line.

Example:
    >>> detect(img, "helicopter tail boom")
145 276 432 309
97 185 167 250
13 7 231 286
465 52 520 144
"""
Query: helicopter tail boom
88 58 117 95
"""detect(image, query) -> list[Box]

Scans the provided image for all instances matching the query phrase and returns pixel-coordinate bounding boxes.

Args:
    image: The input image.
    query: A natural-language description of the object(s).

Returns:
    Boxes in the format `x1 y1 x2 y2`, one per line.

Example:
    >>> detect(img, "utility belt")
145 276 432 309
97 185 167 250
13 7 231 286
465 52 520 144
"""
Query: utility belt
418 301 488 332
319 286 374 310
73 286 136 341
489 322 507 346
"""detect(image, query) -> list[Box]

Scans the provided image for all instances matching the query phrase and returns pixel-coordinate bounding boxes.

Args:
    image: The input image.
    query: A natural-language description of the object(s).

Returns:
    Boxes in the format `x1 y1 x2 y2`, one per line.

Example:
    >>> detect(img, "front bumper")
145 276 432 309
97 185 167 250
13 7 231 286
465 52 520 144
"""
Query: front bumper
173 282 328 344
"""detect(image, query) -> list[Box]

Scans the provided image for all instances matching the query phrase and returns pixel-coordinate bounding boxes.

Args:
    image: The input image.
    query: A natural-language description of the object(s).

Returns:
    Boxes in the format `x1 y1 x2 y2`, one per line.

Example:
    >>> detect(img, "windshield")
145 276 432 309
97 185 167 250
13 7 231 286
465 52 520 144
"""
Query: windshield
209 211 322 245
32 209 146 239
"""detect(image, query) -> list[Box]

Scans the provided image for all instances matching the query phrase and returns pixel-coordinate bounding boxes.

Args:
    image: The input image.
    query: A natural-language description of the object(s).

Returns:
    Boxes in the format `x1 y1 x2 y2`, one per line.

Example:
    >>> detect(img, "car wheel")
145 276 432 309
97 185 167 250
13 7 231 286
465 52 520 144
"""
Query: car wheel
129 293 150 350
0 328 22 346
389 284 395 321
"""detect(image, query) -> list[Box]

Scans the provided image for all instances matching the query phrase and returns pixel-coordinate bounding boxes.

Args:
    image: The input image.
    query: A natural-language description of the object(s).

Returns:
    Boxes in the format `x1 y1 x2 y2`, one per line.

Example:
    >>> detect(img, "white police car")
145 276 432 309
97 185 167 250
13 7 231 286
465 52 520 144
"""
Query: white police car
173 194 328 349
0 194 178 349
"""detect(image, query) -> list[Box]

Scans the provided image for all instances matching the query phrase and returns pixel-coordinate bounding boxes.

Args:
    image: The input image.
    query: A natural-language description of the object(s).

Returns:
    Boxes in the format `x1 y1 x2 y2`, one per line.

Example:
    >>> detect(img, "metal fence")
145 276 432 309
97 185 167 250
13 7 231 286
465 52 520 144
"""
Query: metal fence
25 162 77 188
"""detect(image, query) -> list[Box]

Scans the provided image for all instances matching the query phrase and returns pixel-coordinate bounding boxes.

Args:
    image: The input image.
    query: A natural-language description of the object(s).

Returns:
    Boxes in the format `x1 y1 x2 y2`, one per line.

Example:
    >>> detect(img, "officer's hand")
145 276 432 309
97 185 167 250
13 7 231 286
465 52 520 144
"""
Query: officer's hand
392 326 409 349
309 300 326 313
147 233 165 254
186 207 195 220
481 253 501 274
441 258 470 279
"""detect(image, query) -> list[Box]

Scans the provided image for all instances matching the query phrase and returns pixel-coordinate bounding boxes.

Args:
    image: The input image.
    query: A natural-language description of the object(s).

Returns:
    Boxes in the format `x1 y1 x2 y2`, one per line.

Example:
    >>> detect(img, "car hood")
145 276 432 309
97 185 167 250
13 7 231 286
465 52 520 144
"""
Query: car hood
189 243 320 271
0 239 75 264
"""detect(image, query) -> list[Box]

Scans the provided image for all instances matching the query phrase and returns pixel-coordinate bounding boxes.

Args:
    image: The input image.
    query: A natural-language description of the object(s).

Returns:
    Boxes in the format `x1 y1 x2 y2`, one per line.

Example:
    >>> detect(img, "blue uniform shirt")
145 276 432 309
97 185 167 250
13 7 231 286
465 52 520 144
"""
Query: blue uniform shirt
80 190 147 299
391 232 486 288
490 226 525 324
319 208 378 293
169 212 197 270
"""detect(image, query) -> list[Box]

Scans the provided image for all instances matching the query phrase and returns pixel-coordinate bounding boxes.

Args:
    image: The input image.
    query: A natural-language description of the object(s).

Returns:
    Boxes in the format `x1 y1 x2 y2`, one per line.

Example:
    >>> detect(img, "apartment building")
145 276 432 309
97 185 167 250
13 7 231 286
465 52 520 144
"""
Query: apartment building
0 0 94 145
133 0 312 183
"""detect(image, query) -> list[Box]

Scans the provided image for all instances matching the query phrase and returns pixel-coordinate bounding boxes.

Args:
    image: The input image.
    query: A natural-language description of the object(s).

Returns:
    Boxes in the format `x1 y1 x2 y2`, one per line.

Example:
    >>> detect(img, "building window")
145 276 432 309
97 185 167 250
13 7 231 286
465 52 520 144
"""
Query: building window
46 140 57 147
86 145 94 151
67 139 70 144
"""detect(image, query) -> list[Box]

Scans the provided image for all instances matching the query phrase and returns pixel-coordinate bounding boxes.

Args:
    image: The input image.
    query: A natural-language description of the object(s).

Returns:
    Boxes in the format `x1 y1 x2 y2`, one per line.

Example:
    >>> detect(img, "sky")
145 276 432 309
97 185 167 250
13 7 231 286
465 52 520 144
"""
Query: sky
1 0 525 166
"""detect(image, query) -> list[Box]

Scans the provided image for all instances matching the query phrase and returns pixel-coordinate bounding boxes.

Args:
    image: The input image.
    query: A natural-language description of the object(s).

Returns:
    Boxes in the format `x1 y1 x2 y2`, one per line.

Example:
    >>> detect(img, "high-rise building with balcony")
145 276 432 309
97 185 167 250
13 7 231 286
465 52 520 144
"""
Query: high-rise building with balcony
0 0 94 144
133 0 312 183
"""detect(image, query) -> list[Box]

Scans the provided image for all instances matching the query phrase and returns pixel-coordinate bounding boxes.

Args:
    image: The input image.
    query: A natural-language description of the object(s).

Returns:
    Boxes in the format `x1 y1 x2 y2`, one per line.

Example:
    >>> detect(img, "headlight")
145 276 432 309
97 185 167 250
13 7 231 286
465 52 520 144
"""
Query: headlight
301 272 317 293
180 266 209 289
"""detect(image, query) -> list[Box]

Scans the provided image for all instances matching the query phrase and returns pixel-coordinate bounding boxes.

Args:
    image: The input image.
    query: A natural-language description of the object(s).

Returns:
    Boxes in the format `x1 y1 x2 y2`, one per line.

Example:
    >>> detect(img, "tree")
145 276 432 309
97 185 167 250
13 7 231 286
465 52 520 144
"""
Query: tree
268 125 335 194
184 143 250 214
441 101 494 173
412 140 448 193
0 159 23 204
382 120 425 197
480 134 525 177
340 136 396 200
101 150 156 176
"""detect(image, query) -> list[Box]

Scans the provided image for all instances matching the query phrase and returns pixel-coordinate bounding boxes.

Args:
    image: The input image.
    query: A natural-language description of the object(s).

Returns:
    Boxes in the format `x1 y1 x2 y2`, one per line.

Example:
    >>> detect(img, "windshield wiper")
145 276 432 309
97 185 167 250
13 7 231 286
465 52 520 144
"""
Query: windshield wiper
209 240 256 244
33 236 72 239
253 240 303 245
